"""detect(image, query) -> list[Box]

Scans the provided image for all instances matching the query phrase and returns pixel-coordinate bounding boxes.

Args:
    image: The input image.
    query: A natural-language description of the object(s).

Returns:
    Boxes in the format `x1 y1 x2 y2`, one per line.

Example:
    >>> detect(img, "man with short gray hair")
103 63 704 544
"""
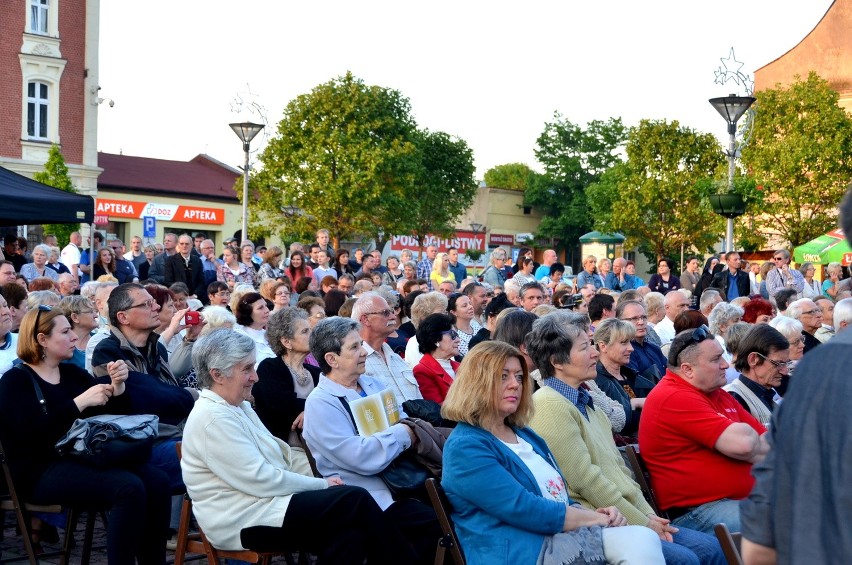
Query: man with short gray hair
57 272 78 297
352 292 421 406
699 289 722 319
416 245 438 289
786 298 823 354
833 297 852 333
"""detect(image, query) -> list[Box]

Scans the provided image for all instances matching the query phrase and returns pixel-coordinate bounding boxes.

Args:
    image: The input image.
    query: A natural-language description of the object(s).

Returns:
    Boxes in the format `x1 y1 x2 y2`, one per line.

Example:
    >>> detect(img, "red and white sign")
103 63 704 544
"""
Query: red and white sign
96 198 225 225
389 231 485 253
843 253 852 266
489 233 514 245
93 215 110 226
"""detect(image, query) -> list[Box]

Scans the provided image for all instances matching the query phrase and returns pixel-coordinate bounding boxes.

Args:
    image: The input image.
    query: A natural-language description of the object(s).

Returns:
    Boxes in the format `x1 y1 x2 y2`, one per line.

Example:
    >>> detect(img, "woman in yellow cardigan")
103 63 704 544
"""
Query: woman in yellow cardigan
525 315 725 565
429 252 456 289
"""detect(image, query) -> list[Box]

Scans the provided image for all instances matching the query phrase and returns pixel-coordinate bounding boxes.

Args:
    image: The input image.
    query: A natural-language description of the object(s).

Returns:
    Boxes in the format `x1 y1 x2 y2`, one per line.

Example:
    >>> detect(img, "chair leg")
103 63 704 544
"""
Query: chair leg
174 497 193 565
12 507 39 565
80 511 97 565
59 509 78 565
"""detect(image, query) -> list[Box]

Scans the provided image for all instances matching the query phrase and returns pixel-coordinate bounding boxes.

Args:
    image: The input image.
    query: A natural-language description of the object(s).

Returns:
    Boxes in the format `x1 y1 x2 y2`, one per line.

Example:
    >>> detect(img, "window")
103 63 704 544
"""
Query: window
523 206 532 215
30 0 49 34
27 81 49 139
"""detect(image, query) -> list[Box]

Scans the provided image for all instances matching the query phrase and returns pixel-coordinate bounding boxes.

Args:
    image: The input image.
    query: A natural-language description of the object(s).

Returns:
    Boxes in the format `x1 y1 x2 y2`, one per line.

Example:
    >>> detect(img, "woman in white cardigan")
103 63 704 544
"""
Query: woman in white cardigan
180 329 414 563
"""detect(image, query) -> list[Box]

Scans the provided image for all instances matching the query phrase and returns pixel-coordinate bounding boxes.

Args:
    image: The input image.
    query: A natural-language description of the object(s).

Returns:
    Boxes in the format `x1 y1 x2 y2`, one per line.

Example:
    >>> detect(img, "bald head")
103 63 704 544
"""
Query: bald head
664 290 690 321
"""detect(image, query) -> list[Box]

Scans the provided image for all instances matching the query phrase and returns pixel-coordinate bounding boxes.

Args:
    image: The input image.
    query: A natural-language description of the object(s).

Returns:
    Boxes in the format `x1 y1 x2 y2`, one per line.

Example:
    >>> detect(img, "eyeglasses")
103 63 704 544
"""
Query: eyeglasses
622 314 648 323
773 256 785 261
755 352 793 371
364 309 393 318
789 335 806 346
311 312 326 319
214 291 231 297
125 299 156 311
441 329 459 340
801 309 822 316
670 325 712 365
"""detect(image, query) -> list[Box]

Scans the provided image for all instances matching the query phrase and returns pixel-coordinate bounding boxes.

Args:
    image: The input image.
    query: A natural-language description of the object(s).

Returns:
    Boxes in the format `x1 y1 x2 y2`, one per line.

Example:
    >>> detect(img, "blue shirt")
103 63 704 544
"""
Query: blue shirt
727 272 740 301
542 377 594 420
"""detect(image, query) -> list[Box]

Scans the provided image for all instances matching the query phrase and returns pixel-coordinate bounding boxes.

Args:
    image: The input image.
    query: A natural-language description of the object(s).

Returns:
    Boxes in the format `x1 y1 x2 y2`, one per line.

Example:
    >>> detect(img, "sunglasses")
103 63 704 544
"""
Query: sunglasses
33 304 52 339
670 325 712 365
441 329 459 340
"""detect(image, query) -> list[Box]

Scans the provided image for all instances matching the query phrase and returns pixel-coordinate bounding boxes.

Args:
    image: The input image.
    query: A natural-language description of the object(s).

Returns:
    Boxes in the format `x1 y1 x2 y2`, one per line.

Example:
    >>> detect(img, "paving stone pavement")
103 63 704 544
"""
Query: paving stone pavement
2 511 309 564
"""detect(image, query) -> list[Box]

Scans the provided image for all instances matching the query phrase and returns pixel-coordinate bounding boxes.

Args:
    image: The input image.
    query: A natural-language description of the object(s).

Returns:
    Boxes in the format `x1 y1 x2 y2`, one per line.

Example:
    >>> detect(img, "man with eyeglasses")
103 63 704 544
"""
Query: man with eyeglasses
639 326 768 535
616 300 667 382
765 249 805 299
352 292 422 406
91 283 195 514
207 281 231 308
198 239 221 289
723 324 789 426
786 298 823 354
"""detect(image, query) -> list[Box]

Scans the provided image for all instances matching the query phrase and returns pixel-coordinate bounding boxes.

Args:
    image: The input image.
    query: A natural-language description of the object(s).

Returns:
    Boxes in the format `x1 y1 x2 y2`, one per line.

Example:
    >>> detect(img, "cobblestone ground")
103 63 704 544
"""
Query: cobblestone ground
1 511 309 564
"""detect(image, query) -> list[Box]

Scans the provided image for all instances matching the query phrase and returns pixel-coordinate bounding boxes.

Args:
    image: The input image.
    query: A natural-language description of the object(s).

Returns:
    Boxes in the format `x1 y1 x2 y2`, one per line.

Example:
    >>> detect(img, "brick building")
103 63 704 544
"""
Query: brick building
0 0 102 195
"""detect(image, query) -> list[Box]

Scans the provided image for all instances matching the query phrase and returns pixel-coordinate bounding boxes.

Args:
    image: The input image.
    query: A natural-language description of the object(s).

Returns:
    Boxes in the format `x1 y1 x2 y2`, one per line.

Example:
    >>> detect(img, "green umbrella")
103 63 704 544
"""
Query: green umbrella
793 229 852 265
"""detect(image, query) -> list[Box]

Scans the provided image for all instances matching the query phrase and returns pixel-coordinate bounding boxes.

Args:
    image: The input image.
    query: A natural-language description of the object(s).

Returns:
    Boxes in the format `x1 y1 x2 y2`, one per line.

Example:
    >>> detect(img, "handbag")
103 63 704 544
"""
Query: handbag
55 414 159 469
337 396 434 501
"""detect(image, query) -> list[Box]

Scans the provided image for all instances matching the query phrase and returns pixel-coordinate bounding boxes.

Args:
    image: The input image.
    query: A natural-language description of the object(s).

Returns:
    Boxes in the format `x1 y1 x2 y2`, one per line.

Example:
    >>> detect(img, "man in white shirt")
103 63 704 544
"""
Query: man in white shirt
60 231 82 279
352 292 422 406
654 290 690 345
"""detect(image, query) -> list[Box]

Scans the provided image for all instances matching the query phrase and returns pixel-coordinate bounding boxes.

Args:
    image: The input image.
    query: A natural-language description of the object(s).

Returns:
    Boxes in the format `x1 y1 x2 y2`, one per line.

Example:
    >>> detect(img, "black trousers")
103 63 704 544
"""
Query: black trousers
240 486 438 564
32 460 171 565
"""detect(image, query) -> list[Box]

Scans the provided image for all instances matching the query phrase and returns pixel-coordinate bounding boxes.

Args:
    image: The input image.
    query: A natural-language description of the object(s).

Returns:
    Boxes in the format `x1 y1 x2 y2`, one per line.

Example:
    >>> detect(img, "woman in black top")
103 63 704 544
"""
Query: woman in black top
254 308 321 444
0 306 170 565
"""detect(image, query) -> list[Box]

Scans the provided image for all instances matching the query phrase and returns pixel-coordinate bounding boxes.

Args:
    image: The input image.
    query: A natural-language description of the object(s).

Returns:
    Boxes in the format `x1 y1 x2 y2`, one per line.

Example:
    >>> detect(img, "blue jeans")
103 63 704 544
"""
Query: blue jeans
149 438 184 492
660 526 726 565
671 498 741 535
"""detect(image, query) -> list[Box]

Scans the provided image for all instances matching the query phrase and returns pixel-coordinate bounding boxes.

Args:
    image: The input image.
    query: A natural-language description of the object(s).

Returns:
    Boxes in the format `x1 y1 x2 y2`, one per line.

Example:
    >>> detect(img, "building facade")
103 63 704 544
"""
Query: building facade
0 0 102 195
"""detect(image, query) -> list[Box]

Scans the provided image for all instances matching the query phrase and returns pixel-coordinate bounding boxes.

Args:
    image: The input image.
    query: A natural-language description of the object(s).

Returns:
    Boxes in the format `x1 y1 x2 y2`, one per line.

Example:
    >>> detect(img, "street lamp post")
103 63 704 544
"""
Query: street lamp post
708 95 755 252
229 122 265 243
470 222 485 277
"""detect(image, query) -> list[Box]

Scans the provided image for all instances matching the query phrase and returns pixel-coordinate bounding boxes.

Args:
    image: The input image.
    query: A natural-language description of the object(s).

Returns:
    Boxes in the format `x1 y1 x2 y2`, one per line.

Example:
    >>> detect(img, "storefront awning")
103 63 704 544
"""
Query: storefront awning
793 229 852 265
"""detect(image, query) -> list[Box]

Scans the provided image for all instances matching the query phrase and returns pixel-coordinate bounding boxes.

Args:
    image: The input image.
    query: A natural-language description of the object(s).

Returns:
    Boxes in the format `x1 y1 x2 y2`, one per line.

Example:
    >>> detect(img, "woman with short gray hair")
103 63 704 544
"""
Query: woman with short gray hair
21 243 58 283
481 248 508 288
182 328 409 562
708 302 744 365
254 308 321 445
302 317 440 561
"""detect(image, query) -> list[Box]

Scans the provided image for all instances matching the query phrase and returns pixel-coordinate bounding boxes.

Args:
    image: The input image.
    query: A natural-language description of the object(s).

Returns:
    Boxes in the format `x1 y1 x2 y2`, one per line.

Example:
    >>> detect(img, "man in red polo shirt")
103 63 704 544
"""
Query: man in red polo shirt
638 325 768 535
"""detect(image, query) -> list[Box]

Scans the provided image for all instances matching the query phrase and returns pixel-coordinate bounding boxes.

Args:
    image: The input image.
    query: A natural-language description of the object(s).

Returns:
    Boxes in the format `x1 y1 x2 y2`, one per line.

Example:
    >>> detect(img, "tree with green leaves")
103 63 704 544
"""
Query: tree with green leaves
586 119 725 262
741 72 852 247
524 114 627 253
483 162 537 191
405 130 477 253
251 72 420 246
34 144 78 245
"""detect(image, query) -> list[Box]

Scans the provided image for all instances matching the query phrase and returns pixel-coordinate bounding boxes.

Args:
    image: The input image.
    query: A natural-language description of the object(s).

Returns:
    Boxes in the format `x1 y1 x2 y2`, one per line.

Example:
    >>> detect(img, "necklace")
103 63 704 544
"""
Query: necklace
284 359 311 387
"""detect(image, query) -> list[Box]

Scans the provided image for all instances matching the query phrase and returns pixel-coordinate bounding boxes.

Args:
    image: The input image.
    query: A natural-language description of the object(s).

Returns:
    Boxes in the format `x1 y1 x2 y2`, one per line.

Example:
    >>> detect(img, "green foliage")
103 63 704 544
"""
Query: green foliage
586 119 726 261
406 130 477 252
34 144 78 244
465 249 483 262
251 72 420 244
524 114 627 249
483 163 536 191
695 175 769 251
740 72 852 247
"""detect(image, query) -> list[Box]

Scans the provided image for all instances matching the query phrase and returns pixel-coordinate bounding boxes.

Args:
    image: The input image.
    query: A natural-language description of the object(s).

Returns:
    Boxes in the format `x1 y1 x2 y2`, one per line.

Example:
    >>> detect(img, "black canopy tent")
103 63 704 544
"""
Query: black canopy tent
0 165 94 226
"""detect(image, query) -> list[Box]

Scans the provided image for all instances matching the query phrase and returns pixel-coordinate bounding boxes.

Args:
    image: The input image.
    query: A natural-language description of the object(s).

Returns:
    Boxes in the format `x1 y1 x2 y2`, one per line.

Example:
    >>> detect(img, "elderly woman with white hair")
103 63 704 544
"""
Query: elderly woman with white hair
181 329 413 562
481 248 508 288
822 261 843 299
708 301 744 365
20 244 58 283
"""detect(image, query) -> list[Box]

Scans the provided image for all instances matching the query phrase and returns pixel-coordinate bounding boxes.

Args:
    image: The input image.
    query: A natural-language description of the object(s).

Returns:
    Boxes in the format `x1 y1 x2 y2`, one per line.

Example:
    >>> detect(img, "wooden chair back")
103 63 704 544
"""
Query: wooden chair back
0 437 97 565
425 478 465 565
624 444 662 515
295 430 322 478
713 523 744 565
172 442 304 565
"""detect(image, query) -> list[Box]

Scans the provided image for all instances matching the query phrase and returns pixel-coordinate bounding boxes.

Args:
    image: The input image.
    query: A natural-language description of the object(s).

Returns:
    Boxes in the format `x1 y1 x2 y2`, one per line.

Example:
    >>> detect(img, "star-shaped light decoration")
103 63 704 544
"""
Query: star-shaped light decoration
714 47 752 93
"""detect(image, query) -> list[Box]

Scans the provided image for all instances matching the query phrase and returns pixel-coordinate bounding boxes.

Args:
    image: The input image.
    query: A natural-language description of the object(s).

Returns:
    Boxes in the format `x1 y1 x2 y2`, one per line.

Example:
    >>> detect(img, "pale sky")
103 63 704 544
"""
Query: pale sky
97 1 834 178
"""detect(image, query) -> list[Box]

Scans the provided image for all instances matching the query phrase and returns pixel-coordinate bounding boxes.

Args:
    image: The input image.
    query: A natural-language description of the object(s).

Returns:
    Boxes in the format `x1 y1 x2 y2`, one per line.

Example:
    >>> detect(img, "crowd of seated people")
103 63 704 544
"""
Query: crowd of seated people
3 229 850 562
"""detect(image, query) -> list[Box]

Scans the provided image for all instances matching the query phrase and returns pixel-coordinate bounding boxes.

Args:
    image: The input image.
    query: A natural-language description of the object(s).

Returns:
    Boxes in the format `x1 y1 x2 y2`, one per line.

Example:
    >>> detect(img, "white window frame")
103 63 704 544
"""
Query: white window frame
27 81 50 140
29 0 49 35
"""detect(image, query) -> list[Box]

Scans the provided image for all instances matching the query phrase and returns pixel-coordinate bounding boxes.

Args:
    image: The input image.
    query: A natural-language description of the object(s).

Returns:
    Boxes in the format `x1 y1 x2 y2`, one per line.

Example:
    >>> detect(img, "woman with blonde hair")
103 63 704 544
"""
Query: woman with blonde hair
429 252 455 289
58 295 99 369
822 261 842 299
442 341 664 565
218 246 256 291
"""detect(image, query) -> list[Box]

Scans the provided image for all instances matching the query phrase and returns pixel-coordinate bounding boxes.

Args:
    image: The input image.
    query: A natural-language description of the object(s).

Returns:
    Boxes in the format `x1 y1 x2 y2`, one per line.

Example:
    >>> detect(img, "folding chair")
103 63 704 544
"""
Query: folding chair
425 478 465 565
624 444 662 515
172 443 305 565
0 438 98 565
295 430 322 479
713 523 744 565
